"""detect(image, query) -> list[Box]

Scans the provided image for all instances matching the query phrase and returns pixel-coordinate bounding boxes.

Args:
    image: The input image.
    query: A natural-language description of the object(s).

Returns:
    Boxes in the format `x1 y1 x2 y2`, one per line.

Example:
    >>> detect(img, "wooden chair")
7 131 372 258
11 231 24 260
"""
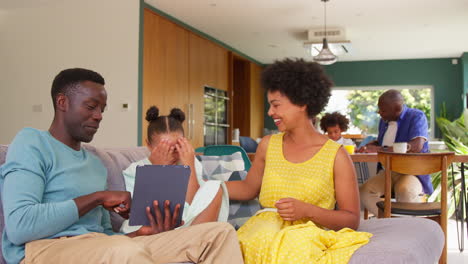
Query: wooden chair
376 151 455 264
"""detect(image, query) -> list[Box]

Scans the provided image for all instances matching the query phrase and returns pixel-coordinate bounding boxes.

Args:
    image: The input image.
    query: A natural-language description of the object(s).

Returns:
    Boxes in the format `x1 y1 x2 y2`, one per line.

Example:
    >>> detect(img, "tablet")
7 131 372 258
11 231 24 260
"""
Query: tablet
129 165 190 226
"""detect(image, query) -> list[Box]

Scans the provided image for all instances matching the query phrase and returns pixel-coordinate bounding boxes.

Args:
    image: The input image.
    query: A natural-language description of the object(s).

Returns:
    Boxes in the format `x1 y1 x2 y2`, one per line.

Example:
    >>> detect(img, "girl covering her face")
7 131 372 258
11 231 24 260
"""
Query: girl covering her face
120 106 229 234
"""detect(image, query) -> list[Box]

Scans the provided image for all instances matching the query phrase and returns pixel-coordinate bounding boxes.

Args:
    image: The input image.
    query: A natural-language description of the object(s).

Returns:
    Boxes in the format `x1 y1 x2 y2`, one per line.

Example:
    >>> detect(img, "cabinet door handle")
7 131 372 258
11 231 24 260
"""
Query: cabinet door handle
190 103 194 140
187 103 191 140
188 103 194 140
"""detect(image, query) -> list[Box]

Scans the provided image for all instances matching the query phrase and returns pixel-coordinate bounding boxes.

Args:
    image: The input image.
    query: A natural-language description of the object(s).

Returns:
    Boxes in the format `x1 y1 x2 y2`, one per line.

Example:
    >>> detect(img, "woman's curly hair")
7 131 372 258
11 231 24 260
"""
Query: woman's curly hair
319 112 350 132
261 58 333 118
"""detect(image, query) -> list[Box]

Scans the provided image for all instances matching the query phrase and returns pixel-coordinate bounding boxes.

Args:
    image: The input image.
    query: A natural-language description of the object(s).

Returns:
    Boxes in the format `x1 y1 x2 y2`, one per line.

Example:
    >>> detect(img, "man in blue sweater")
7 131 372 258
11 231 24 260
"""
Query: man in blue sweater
0 68 243 264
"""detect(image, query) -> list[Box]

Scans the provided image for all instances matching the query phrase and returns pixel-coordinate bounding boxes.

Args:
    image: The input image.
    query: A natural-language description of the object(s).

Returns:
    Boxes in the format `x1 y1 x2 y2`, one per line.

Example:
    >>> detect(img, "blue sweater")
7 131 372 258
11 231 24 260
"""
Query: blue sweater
0 128 114 264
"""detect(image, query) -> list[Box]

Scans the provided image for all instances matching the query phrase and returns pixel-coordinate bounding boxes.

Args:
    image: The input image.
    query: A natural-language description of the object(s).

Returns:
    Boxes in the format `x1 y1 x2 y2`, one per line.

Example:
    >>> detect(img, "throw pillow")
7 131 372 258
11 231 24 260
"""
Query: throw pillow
197 152 261 229
197 152 245 181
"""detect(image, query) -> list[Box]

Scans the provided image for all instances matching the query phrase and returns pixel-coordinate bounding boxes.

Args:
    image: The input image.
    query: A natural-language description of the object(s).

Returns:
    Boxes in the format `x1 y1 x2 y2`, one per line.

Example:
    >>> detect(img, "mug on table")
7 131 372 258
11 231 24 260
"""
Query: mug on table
393 142 410 153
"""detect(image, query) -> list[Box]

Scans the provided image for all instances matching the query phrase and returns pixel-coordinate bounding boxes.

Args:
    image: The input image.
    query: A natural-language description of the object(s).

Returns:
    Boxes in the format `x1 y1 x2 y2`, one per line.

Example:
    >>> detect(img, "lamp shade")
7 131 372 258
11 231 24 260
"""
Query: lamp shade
313 38 337 65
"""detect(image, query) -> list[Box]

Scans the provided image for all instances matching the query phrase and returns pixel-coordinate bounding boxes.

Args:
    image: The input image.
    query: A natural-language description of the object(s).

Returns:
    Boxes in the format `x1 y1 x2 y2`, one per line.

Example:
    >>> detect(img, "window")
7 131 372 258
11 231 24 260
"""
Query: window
204 87 229 146
322 86 434 138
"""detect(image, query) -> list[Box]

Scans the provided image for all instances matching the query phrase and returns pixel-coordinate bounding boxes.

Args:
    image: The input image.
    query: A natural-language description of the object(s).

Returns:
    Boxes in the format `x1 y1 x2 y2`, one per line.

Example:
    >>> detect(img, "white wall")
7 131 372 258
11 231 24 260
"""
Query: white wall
0 0 140 147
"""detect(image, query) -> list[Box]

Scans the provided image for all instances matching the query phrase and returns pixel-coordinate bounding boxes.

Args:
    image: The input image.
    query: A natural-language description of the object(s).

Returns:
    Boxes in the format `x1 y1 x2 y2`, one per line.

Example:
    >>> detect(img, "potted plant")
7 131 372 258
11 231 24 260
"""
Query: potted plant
429 108 467 220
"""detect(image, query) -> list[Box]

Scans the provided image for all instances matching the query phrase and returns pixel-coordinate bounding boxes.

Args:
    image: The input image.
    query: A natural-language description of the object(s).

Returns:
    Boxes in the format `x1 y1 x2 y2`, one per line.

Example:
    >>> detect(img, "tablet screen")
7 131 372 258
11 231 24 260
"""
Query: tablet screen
129 165 190 226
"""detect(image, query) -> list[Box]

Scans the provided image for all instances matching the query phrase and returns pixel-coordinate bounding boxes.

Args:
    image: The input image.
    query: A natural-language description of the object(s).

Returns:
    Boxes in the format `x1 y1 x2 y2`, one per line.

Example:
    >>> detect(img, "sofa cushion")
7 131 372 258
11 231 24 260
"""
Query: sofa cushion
349 217 444 264
0 145 6 264
197 152 261 229
197 152 245 181
82 145 149 231
0 145 6 166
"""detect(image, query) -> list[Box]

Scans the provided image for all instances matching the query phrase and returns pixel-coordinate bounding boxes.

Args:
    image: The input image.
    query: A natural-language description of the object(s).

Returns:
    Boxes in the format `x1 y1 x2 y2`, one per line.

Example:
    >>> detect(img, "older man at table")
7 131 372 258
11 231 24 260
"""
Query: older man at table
358 89 430 216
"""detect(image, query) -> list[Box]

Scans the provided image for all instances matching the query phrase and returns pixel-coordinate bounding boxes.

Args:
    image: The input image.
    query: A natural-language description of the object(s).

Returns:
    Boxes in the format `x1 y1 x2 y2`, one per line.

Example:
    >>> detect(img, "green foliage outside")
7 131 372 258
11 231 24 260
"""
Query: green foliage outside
429 108 467 218
346 89 431 135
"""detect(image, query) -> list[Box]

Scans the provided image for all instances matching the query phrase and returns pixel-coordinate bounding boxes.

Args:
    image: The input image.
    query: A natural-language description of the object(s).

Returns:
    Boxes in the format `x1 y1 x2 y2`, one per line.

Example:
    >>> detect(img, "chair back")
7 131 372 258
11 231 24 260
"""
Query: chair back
195 146 206 153
377 152 455 216
376 151 454 264
239 136 258 153
203 145 252 171
377 152 455 176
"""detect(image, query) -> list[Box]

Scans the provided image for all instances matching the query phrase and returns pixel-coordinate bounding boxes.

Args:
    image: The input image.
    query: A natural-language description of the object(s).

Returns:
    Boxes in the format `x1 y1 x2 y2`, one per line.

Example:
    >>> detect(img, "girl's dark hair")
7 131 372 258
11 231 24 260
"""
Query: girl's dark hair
319 112 350 132
146 106 185 143
262 58 333 118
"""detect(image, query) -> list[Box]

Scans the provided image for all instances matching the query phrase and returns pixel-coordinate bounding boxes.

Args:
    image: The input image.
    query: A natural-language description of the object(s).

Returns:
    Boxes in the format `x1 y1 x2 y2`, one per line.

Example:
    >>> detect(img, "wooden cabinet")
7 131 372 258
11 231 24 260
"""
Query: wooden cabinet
189 33 229 148
249 63 264 140
142 9 229 148
142 9 189 145
232 56 264 141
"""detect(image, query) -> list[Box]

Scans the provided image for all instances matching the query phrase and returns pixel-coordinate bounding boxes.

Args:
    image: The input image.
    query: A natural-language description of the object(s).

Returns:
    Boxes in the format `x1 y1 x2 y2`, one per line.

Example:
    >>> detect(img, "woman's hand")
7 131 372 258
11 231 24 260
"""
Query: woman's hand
135 200 182 236
175 138 195 167
148 139 177 165
275 198 311 221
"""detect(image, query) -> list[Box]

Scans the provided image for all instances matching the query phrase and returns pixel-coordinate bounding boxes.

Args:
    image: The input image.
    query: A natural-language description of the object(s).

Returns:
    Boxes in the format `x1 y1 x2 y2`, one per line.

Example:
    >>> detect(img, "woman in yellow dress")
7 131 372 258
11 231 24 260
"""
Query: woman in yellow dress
226 58 372 264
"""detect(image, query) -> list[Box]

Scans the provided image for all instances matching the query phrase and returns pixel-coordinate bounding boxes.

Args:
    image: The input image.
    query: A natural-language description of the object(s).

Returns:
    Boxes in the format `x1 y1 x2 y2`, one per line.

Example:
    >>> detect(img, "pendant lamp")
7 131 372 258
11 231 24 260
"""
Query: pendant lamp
313 0 337 65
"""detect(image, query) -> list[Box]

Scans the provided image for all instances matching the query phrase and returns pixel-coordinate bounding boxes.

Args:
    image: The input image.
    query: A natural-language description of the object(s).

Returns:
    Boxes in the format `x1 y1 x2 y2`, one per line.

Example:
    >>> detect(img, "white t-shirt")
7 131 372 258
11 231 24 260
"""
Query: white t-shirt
335 137 355 146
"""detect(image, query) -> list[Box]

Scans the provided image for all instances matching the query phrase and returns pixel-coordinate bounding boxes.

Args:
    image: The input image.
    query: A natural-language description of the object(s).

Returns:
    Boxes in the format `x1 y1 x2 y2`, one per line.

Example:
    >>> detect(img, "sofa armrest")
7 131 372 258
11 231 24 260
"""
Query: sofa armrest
349 218 444 264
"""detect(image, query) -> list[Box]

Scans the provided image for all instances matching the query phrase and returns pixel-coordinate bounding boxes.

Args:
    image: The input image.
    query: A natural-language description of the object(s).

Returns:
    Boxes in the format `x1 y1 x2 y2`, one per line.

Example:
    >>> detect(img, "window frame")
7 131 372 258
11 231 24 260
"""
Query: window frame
203 86 230 146
329 85 435 139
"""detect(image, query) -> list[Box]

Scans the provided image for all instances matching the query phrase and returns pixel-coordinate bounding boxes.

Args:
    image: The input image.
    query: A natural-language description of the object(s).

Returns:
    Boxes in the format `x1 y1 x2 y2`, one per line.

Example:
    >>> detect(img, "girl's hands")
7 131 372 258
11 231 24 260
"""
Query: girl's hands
148 139 177 165
275 198 311 221
175 138 195 168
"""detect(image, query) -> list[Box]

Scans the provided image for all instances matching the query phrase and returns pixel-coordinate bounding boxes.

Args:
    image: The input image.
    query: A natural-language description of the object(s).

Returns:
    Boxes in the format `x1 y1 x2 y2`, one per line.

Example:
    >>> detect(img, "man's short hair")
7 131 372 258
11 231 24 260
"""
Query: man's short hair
51 68 105 110
379 89 404 105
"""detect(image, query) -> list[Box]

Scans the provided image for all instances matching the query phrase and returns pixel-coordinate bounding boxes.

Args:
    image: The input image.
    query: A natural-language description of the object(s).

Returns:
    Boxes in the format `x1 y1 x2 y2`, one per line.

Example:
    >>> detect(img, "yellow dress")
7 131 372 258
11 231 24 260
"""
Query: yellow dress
237 133 372 264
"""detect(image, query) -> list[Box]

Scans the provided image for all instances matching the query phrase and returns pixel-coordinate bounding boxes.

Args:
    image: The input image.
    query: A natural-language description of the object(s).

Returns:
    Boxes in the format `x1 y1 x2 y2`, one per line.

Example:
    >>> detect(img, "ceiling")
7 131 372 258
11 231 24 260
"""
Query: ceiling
1 0 467 64
146 0 468 64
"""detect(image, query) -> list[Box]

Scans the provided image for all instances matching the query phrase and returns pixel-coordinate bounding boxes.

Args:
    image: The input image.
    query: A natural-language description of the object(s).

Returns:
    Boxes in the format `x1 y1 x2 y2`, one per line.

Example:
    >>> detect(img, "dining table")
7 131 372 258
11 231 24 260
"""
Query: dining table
350 152 468 163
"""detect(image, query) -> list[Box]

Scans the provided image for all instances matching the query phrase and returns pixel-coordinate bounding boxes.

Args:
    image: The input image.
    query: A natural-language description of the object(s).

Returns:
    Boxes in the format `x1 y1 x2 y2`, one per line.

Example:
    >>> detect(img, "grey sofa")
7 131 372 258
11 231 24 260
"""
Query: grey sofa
0 144 444 264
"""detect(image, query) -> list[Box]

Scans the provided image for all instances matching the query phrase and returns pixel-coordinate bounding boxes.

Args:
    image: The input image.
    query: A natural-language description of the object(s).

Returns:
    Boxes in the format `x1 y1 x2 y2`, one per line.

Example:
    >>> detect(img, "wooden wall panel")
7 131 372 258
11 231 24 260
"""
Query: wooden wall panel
213 43 229 91
249 63 264 140
189 34 228 90
189 33 229 148
232 58 251 138
188 33 205 148
143 9 189 144
143 8 240 148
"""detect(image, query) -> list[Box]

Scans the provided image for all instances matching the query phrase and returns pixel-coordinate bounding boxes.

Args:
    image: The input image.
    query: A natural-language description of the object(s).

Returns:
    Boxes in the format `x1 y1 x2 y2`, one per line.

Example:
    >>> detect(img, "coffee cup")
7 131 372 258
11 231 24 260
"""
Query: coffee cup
344 145 355 154
393 142 410 153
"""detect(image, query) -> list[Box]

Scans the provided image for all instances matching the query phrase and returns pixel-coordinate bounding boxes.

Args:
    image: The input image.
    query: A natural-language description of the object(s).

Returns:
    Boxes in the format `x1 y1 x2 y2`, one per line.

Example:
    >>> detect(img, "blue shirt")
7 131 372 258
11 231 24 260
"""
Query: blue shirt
0 128 114 264
377 106 432 194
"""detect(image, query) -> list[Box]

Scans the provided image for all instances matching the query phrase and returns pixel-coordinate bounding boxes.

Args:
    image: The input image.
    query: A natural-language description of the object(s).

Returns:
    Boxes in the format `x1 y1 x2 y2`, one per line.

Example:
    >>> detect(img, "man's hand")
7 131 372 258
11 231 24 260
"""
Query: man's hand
275 198 310 221
100 191 131 219
74 191 131 218
408 137 425 153
134 200 182 236
356 144 381 153
148 139 177 165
